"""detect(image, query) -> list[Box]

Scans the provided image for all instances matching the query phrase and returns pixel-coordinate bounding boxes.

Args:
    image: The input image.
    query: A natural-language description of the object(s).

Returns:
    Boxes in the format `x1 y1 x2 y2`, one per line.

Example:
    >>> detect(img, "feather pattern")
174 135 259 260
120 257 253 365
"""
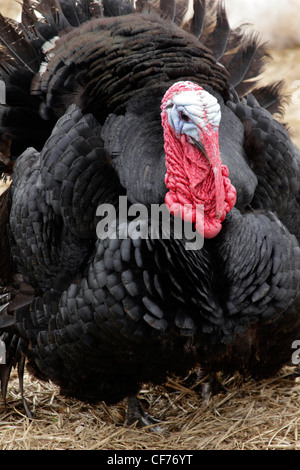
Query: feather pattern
0 0 299 427
201 2 230 60
0 14 40 73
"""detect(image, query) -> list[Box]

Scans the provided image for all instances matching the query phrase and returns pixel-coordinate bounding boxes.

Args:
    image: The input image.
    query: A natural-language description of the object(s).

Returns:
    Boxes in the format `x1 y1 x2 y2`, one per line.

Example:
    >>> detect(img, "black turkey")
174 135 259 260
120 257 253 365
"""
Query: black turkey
0 0 300 428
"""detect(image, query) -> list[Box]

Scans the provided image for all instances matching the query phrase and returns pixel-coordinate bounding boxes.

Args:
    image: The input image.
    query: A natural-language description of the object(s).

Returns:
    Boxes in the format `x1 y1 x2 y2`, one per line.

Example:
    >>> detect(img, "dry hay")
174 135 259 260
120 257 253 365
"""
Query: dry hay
0 366 300 450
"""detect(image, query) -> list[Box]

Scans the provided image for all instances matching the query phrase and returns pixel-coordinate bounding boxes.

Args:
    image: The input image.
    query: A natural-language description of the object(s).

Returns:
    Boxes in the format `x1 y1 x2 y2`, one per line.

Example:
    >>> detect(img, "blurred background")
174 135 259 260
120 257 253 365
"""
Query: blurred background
0 0 299 148
225 0 300 148
0 0 21 19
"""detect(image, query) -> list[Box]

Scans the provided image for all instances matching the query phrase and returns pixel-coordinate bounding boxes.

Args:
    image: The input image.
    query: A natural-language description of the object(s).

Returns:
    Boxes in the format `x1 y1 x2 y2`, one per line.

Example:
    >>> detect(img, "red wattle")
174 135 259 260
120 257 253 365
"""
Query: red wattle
161 106 236 240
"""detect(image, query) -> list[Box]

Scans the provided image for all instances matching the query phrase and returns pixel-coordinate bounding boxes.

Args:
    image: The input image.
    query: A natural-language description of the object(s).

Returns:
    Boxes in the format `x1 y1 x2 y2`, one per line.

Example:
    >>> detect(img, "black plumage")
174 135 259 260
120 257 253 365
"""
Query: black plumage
0 0 300 427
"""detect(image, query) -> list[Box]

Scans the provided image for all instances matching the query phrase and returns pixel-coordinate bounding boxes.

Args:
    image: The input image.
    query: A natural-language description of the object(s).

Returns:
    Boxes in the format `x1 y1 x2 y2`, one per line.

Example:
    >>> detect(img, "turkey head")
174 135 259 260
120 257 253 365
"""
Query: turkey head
161 81 237 238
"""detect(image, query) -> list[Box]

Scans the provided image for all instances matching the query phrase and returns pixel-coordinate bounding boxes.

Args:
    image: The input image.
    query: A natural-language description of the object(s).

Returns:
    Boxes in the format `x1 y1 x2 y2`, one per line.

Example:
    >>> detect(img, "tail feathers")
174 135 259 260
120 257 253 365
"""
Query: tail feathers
136 0 204 36
180 1 270 97
21 0 101 46
183 0 206 39
30 0 104 30
25 0 70 33
1 0 274 95
251 81 289 118
158 0 176 21
0 0 106 79
60 0 104 23
226 34 270 97
0 0 105 157
157 0 270 98
160 0 176 21
20 0 102 53
136 0 176 20
112 0 270 97
173 0 193 27
200 2 230 61
0 0 282 159
0 14 41 74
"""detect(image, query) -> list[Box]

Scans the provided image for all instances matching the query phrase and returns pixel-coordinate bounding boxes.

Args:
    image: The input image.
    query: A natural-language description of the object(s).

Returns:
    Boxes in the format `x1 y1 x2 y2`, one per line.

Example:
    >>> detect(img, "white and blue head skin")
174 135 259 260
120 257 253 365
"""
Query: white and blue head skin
164 81 221 142
161 81 236 239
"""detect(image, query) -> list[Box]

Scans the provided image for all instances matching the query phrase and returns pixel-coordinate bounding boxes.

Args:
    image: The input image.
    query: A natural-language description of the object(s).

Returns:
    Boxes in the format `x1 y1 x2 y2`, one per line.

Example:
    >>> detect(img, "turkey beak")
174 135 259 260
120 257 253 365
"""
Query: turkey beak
190 138 212 165
190 137 224 220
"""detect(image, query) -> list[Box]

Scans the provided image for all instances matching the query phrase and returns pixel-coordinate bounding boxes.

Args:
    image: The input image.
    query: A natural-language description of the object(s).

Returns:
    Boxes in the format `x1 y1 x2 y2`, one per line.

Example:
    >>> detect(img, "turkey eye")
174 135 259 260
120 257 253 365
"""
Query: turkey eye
179 111 190 122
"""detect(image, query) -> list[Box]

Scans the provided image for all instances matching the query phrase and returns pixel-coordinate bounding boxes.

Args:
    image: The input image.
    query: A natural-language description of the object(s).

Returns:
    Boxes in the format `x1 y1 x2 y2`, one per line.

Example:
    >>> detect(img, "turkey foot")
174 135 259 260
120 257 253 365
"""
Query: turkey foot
201 373 227 403
125 395 165 433
183 370 227 402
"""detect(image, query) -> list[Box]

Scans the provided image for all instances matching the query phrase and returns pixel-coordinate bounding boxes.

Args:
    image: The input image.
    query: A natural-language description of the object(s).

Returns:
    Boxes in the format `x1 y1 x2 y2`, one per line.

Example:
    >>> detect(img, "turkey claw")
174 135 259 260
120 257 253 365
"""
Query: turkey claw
125 395 166 434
